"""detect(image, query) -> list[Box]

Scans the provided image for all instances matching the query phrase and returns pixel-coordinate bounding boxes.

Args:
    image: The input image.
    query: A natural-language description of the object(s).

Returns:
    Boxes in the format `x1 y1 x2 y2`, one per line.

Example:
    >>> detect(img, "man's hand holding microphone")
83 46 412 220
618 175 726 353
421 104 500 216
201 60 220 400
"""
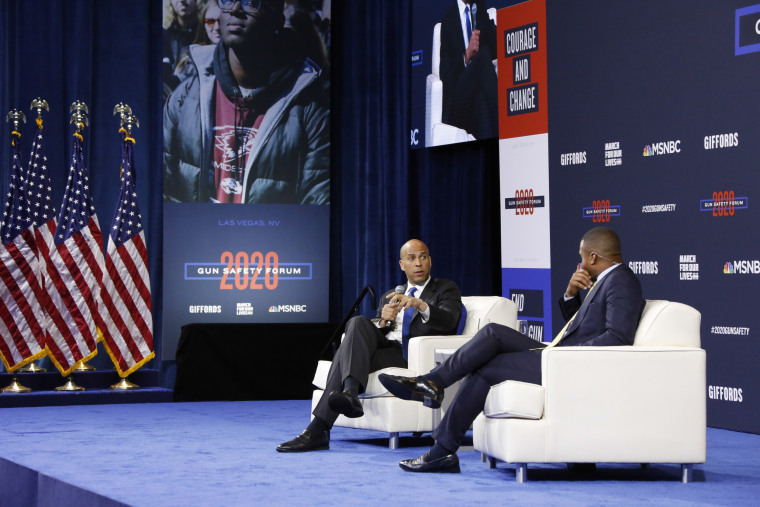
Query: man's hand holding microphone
379 286 429 328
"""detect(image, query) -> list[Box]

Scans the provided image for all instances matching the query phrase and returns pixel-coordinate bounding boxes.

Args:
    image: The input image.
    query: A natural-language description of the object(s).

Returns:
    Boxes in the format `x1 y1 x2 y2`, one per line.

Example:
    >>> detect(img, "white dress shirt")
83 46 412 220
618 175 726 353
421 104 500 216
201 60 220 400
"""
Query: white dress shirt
384 277 432 344
456 0 474 50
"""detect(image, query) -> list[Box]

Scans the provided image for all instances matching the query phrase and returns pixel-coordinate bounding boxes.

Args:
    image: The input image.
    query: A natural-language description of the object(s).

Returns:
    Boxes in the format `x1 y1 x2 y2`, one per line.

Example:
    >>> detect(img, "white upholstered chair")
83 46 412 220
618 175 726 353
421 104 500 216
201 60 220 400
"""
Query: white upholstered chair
312 296 518 448
473 300 706 483
425 8 496 147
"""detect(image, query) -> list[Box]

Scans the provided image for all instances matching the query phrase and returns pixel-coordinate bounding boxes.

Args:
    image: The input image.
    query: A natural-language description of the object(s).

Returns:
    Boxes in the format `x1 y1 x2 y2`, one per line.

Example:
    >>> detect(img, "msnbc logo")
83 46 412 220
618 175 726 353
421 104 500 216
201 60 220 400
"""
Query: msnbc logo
269 305 308 313
724 260 760 274
643 140 681 156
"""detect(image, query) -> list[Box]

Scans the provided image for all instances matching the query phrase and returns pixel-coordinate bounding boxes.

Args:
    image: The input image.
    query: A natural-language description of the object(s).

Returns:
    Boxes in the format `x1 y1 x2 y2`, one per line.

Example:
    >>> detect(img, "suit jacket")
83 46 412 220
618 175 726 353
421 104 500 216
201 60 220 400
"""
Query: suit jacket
557 264 645 347
439 0 497 122
375 278 462 340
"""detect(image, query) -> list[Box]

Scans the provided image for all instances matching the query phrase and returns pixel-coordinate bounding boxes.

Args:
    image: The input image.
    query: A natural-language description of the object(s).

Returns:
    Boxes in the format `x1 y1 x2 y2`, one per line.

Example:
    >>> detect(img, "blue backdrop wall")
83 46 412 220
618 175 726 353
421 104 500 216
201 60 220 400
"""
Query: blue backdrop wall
545 0 760 433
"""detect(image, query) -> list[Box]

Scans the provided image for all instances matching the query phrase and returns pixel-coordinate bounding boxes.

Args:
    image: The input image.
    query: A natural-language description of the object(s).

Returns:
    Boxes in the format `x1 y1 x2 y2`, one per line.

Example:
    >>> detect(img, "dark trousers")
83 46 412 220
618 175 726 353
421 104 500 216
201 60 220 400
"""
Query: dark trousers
312 315 406 427
443 48 499 140
431 323 545 451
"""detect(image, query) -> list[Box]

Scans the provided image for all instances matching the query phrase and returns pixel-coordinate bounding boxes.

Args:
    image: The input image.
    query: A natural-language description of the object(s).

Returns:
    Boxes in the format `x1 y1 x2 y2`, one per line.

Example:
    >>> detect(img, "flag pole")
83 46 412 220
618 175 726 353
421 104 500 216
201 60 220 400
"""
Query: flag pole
1 110 33 393
18 361 46 373
53 101 93 391
110 377 139 390
72 361 96 372
1 373 32 393
109 103 141 391
17 98 51 375
69 100 96 374
55 375 85 391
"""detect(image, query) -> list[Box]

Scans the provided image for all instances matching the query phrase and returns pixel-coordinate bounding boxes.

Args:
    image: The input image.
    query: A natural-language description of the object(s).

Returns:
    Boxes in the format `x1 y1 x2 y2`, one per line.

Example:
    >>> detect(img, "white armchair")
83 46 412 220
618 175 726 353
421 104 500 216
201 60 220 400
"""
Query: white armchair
312 296 518 448
425 8 496 147
473 300 706 482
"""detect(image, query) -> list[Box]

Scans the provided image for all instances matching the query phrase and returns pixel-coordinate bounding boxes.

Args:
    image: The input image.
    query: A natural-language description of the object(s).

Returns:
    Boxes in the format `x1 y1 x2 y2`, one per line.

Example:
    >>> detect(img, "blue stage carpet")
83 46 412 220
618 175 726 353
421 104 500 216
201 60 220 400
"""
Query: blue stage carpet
1 400 759 506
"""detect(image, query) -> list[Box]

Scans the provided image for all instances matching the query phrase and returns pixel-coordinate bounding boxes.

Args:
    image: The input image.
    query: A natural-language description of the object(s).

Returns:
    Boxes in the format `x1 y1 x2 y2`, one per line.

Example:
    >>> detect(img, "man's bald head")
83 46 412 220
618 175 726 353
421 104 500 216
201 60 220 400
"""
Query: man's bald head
400 239 428 258
399 239 431 285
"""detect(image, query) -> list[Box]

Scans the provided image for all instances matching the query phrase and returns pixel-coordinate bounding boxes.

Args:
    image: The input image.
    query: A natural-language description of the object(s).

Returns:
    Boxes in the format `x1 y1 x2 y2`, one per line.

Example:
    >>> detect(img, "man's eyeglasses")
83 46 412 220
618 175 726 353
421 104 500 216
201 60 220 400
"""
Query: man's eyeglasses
217 0 262 14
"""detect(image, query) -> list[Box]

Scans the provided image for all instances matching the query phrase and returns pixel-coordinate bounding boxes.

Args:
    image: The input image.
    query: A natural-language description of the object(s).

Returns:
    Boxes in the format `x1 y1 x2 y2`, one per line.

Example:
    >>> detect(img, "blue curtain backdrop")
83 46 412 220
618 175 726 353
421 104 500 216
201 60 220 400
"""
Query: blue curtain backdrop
0 0 165 364
1 0 501 375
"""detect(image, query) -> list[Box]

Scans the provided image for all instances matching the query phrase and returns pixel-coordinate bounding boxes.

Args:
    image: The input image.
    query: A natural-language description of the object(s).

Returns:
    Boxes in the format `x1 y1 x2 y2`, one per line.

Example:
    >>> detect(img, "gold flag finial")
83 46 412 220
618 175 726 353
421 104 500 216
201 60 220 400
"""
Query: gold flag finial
114 102 139 139
5 109 27 132
5 110 26 145
113 102 132 128
69 101 89 139
30 98 49 119
124 112 140 136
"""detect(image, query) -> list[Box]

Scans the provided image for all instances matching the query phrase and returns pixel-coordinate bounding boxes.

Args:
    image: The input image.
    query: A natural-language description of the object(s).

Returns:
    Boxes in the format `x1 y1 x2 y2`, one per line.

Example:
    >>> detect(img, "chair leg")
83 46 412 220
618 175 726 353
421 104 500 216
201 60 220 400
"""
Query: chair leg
487 456 497 469
481 452 486 463
389 432 399 450
515 463 528 483
681 464 693 483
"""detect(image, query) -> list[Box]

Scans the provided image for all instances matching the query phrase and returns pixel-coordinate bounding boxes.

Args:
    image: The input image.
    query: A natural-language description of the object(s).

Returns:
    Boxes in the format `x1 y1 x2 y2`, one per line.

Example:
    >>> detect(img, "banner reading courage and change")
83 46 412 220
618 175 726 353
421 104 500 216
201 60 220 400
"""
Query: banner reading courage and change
498 0 553 343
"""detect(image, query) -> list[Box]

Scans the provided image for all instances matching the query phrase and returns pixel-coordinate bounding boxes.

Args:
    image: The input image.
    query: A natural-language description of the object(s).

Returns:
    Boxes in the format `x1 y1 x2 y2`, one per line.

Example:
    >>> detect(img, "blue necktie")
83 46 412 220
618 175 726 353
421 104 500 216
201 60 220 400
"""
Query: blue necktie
465 5 472 43
401 287 417 360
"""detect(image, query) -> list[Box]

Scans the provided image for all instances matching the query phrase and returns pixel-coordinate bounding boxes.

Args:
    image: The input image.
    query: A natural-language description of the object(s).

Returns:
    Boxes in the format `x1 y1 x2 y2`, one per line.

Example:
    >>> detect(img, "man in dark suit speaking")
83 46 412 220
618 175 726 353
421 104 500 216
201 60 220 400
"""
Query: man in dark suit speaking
439 0 498 139
381 227 645 473
277 239 462 452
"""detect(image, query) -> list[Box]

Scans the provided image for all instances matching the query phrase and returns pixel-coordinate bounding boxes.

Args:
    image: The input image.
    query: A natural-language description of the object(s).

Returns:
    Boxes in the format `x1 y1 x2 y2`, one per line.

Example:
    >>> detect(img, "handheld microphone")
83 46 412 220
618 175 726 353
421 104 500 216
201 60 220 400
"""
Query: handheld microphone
471 3 477 31
383 285 407 330
390 285 406 305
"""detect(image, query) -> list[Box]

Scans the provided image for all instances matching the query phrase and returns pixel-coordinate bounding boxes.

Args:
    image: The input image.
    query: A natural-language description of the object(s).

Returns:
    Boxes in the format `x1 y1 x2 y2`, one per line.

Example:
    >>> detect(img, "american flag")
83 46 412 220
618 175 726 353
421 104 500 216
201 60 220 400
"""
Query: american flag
43 132 105 375
25 121 58 355
0 129 48 371
100 131 154 376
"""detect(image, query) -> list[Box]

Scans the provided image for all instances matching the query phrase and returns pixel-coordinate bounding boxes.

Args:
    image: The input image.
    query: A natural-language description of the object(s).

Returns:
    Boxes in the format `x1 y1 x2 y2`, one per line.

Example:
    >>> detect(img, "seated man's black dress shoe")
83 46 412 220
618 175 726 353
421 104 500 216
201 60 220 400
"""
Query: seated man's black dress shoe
327 389 364 418
276 430 329 452
378 373 444 409
399 450 460 473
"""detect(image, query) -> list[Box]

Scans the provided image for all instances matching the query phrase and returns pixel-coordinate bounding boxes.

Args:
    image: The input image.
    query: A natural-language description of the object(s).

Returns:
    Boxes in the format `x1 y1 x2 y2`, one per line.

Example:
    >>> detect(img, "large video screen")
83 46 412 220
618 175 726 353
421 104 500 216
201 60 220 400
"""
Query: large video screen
161 0 331 359
410 0 521 149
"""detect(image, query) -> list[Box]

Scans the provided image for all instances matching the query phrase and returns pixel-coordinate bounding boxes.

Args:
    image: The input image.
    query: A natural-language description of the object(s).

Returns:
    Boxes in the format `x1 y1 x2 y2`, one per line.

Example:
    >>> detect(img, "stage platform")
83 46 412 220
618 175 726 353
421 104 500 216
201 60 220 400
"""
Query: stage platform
1 400 759 506
0 369 172 408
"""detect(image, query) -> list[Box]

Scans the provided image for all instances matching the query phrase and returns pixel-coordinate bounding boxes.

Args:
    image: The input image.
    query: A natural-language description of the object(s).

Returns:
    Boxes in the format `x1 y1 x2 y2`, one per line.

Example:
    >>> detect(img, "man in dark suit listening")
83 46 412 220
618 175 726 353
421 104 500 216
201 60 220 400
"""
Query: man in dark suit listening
439 0 498 139
277 239 462 452
380 227 645 473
